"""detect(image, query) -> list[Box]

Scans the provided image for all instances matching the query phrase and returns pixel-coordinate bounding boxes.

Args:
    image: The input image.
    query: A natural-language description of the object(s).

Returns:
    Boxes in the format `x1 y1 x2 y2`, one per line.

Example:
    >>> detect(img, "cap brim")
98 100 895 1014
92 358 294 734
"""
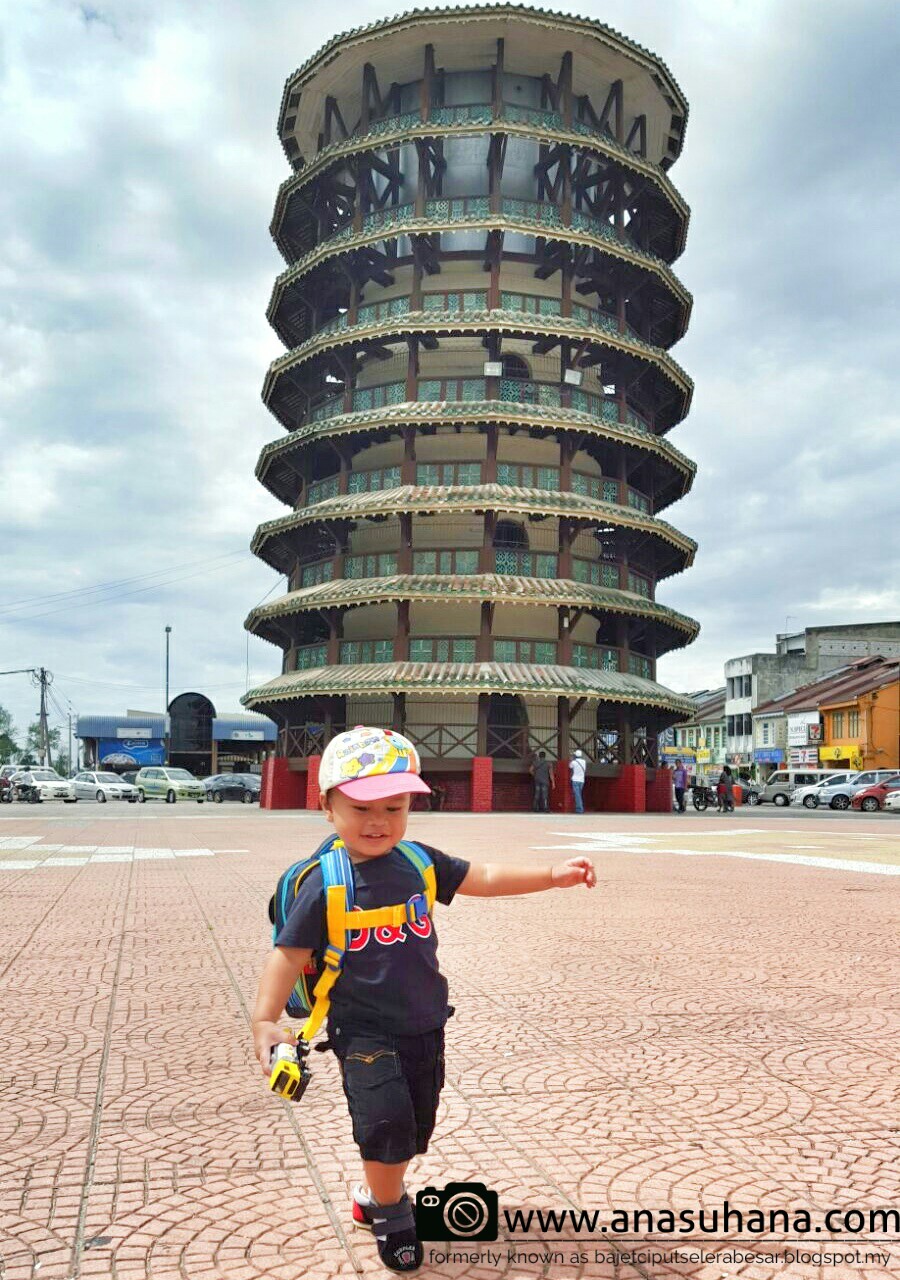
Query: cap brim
335 773 432 801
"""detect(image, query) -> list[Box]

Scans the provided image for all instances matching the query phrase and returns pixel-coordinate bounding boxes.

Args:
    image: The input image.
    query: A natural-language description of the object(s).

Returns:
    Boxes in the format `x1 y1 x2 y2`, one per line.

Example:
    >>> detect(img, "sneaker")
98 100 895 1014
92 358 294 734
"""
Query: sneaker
352 1188 422 1272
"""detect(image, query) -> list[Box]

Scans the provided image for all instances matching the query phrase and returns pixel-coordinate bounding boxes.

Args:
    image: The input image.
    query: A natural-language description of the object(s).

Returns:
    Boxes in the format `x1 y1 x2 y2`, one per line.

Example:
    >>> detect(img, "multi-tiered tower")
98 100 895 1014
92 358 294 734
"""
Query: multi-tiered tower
244 5 699 811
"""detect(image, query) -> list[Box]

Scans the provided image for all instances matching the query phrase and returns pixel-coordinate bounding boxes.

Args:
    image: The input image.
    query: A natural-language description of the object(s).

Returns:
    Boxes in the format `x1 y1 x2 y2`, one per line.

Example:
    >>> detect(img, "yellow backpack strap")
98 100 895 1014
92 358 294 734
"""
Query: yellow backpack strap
299 841 353 1042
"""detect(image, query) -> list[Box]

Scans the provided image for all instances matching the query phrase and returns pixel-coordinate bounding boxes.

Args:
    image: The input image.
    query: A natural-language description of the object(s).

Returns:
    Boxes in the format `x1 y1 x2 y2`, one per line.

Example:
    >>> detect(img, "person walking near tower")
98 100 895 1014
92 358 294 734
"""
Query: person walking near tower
569 749 587 814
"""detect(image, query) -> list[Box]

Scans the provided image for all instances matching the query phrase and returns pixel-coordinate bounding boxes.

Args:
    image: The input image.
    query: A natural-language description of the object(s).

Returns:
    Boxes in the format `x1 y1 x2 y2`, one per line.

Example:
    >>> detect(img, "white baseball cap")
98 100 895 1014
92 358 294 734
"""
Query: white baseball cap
319 725 431 800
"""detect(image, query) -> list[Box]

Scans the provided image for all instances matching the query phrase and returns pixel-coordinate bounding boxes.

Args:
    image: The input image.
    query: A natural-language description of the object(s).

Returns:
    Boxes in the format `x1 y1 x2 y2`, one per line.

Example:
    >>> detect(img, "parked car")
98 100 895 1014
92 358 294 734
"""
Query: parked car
134 767 206 803
203 773 261 804
71 771 139 804
810 769 900 811
883 791 900 813
759 768 837 806
12 769 77 803
791 771 858 809
850 775 900 813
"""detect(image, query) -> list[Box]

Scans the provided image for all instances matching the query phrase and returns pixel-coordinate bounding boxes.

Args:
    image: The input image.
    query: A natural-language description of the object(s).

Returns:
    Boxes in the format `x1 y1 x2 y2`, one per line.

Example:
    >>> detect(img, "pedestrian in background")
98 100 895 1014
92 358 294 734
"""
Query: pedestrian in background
716 765 735 813
569 749 587 814
672 758 687 813
530 750 554 813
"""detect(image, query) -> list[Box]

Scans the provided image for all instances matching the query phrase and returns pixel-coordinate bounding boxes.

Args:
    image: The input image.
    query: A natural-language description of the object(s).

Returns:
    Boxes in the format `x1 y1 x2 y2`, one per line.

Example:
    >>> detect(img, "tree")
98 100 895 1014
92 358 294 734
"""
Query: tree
25 720 61 767
0 705 19 764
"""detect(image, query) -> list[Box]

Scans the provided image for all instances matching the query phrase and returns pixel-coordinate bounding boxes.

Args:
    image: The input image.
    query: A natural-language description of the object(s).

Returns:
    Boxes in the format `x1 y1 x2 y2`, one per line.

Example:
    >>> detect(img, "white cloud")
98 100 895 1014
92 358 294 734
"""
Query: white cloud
1 0 898 741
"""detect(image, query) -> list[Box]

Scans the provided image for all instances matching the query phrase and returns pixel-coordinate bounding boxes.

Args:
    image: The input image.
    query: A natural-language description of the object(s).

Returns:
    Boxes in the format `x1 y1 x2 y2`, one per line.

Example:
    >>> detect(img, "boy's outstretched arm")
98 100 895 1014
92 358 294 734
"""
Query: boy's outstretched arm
457 857 596 897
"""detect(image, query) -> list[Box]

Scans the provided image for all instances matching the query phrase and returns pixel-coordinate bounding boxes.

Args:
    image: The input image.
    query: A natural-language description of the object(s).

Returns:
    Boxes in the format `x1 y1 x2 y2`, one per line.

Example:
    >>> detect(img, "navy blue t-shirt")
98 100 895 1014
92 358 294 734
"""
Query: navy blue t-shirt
274 842 470 1036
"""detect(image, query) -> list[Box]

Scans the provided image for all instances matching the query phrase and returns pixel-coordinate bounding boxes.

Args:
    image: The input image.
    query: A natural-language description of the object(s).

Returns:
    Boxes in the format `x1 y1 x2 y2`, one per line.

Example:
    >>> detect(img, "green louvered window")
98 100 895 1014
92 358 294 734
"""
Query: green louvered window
412 550 479 574
496 463 560 490
572 559 620 588
572 644 619 671
344 553 398 579
339 639 394 664
627 571 651 598
296 643 327 670
416 462 482 486
305 476 340 505
409 637 477 662
493 639 557 663
628 653 653 679
493 549 557 578
348 466 402 494
300 560 334 588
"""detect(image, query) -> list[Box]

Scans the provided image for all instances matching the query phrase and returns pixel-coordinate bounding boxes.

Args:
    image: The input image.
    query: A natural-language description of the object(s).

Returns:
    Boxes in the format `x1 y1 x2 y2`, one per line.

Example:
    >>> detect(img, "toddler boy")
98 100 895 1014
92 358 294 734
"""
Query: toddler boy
252 726 595 1272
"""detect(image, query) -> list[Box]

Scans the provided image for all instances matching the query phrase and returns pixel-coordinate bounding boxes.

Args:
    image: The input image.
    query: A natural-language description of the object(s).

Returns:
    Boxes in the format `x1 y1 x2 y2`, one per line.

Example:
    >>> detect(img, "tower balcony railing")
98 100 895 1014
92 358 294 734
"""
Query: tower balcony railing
315 100 664 182
315 289 643 346
291 553 656 599
304 378 651 434
320 193 667 268
293 637 641 675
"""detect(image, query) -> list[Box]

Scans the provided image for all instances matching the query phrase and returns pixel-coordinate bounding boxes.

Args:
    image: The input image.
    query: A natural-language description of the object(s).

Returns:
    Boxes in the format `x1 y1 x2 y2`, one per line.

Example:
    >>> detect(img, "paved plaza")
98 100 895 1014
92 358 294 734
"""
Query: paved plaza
0 806 897 1280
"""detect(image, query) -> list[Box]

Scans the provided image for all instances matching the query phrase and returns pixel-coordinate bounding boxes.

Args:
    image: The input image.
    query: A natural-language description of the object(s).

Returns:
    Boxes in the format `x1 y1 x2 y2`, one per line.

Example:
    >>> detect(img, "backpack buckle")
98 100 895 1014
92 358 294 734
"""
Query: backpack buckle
322 943 344 972
405 892 428 925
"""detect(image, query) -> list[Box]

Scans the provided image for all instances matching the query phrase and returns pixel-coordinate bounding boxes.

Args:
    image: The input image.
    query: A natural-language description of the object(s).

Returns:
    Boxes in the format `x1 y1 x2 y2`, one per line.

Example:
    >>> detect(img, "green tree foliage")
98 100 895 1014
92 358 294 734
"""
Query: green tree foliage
0 705 19 764
25 720 62 766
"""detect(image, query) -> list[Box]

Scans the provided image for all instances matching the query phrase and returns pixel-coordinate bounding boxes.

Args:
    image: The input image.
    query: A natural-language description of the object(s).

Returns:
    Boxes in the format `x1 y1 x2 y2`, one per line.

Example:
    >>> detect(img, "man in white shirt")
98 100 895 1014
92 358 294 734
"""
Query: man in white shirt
569 749 587 813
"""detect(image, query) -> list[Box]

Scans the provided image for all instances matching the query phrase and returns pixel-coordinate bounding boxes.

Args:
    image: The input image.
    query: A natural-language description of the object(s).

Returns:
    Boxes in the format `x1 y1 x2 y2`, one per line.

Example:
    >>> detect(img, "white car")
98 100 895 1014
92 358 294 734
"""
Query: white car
12 769 77 803
72 771 138 803
790 772 858 810
809 769 900 811
883 791 900 813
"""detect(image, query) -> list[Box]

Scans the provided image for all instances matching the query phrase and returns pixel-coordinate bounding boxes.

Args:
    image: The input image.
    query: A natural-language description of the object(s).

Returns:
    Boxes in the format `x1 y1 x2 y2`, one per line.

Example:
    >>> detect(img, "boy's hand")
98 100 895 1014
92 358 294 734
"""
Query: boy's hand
551 857 596 889
253 1021 296 1078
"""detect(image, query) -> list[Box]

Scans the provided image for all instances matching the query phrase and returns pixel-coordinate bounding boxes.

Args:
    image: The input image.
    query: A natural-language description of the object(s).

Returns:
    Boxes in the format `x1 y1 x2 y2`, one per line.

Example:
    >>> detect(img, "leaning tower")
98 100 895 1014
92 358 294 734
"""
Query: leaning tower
244 5 699 812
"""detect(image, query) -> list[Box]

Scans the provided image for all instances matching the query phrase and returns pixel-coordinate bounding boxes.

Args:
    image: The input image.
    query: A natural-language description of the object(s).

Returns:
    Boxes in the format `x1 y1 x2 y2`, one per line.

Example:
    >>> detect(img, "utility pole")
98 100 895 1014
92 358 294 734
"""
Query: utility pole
68 708 74 775
37 667 52 767
165 625 172 764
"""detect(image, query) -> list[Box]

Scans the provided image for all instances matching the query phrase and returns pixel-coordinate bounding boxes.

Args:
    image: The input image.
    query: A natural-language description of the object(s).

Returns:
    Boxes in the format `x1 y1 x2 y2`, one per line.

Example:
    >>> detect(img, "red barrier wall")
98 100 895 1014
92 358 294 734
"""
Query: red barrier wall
645 766 674 813
306 755 321 810
260 757 306 810
471 757 493 812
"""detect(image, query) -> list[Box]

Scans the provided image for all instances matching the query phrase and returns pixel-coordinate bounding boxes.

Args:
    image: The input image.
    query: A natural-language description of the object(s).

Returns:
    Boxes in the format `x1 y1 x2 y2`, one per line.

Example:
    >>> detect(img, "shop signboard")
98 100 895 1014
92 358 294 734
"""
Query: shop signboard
661 746 695 760
788 712 820 746
789 747 819 766
754 748 784 764
231 731 265 741
696 748 711 764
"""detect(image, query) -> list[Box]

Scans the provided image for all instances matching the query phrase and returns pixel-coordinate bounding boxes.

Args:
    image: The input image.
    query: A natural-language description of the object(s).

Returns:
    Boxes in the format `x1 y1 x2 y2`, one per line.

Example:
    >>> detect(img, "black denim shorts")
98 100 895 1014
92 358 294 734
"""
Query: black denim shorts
329 1023 446 1164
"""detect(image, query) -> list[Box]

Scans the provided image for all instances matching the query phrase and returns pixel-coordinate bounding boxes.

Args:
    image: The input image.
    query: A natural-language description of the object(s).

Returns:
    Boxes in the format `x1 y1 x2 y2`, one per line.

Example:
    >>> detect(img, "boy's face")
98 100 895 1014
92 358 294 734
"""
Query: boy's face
320 786 411 860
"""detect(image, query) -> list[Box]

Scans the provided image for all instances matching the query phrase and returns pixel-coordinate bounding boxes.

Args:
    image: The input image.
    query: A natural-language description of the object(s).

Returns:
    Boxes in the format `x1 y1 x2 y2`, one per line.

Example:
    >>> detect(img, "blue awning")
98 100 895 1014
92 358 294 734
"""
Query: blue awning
212 714 277 743
77 715 166 738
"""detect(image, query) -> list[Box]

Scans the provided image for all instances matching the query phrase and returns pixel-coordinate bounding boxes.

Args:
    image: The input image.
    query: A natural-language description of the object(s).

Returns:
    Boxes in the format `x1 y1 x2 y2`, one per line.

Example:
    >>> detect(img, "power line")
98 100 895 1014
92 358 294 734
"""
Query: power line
0 549 249 616
5 555 252 624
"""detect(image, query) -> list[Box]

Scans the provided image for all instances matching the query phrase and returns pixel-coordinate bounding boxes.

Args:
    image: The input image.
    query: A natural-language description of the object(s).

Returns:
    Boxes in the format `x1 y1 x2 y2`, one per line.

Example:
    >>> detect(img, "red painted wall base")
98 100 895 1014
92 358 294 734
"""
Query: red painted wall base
645 766 673 813
260 757 306 810
471 757 493 812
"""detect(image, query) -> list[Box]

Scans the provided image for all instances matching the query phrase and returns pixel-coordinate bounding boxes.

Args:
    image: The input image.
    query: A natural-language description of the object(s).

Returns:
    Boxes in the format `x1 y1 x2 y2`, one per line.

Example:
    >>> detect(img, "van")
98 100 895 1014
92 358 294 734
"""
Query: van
760 768 840 806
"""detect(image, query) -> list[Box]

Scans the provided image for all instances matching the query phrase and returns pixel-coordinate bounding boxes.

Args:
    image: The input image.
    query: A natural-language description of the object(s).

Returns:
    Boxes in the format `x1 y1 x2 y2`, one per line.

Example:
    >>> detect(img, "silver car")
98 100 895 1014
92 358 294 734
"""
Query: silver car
72 771 138 803
811 769 900 811
791 771 858 809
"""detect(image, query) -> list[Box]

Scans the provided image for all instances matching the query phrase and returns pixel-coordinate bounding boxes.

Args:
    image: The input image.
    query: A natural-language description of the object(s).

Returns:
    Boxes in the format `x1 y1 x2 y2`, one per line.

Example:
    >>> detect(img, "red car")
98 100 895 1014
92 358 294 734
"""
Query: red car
851 775 900 812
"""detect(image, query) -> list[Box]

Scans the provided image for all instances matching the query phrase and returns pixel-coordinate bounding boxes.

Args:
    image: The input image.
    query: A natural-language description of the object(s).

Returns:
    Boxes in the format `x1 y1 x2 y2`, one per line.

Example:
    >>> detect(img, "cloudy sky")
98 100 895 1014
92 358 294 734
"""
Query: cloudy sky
1 0 898 744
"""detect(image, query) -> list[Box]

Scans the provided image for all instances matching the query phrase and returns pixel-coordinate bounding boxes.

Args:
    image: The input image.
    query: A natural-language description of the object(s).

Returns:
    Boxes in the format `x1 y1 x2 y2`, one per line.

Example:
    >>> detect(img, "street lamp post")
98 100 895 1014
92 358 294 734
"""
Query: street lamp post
165 625 172 764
